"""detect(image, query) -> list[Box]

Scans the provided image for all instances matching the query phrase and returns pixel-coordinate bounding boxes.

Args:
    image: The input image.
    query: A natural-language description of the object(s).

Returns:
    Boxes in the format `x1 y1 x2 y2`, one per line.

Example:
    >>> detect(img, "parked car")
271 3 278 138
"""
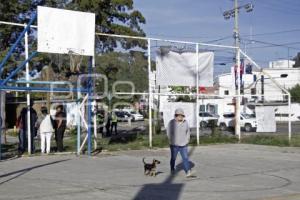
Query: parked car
122 109 144 121
199 112 219 128
115 111 131 122
130 111 144 121
217 113 235 131
217 112 257 132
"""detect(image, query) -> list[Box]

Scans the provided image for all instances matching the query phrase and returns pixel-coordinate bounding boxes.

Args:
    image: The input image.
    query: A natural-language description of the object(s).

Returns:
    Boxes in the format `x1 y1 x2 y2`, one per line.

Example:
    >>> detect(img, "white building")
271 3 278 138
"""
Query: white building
216 59 300 121
217 60 300 102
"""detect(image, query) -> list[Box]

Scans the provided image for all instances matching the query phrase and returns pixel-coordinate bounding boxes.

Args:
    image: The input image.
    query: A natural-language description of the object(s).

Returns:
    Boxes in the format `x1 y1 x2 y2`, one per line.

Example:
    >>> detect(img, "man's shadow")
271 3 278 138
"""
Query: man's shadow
132 146 196 200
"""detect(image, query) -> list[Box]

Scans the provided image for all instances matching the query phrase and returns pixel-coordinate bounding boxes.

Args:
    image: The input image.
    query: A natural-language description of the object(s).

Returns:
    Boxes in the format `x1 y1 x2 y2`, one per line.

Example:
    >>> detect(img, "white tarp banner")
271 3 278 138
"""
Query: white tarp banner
255 106 276 132
156 51 214 86
160 102 197 128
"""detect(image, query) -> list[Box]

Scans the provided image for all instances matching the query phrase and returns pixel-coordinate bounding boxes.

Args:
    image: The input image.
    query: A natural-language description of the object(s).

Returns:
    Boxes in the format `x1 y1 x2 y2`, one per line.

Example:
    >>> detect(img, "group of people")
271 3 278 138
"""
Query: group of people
96 110 118 137
17 101 66 155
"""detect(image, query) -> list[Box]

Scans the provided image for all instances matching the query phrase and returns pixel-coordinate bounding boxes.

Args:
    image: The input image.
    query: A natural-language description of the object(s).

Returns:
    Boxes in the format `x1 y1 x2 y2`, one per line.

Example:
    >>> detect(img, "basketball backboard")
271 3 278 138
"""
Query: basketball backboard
37 6 95 56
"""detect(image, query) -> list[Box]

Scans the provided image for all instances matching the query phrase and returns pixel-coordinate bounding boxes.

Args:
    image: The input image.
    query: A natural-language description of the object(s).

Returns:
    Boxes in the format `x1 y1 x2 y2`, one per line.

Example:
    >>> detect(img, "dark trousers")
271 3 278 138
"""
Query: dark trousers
18 129 35 153
105 124 111 137
111 122 117 135
55 127 65 152
170 145 190 173
99 126 104 135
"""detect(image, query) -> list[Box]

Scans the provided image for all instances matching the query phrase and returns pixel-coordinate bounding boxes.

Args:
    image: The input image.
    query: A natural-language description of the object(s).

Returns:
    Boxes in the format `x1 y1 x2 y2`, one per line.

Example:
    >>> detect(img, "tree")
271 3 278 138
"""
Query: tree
68 0 146 52
95 50 148 105
0 0 58 78
289 84 300 103
293 52 300 68
0 0 146 78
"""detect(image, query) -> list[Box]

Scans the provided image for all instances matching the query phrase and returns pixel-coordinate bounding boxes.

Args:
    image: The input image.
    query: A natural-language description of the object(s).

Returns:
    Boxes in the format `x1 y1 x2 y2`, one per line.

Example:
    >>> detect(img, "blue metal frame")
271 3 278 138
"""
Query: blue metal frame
1 51 38 85
0 85 88 93
0 115 2 160
0 13 37 77
0 12 95 160
9 80 74 85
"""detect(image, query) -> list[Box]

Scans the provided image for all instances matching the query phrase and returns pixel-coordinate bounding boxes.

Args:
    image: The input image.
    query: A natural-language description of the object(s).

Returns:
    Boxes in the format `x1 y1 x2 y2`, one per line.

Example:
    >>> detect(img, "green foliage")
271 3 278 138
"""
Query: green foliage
241 135 290 146
289 84 300 103
95 51 148 103
70 0 147 52
169 86 195 102
0 0 146 80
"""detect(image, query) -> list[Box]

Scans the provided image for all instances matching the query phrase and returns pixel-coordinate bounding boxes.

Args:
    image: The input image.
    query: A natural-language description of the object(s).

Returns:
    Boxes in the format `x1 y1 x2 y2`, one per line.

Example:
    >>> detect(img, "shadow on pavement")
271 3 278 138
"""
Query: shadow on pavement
132 146 196 200
0 159 70 186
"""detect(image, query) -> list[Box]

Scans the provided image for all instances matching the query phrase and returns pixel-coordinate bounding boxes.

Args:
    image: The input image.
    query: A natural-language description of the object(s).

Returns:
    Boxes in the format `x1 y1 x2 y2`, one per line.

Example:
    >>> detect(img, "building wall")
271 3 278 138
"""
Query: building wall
217 68 300 102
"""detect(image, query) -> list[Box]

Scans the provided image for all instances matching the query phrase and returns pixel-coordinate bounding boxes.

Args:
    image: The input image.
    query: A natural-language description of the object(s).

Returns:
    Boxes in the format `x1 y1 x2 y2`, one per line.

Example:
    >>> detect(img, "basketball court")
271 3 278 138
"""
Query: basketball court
0 6 299 200
0 144 300 200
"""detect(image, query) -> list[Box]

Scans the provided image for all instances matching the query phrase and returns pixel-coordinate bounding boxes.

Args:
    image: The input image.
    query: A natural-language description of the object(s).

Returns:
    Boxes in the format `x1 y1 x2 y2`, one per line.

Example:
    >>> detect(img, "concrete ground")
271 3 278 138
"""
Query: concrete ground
0 144 300 200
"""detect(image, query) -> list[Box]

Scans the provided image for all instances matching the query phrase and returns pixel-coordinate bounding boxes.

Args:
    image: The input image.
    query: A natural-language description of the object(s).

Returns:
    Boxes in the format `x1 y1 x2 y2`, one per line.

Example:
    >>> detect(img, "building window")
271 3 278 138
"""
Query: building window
224 90 229 95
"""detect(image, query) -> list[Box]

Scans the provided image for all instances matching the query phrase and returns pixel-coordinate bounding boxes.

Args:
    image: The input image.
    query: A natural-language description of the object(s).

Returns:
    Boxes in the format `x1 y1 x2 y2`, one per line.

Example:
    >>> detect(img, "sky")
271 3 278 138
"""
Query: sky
134 0 300 72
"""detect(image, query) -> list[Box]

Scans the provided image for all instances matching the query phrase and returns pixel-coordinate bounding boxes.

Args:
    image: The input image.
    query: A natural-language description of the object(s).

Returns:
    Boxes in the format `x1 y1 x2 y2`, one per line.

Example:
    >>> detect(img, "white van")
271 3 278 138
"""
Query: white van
218 112 257 132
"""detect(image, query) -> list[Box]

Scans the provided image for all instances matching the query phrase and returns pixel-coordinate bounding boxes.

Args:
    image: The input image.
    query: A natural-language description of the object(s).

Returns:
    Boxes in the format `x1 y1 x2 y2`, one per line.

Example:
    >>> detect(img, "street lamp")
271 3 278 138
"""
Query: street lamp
223 3 254 20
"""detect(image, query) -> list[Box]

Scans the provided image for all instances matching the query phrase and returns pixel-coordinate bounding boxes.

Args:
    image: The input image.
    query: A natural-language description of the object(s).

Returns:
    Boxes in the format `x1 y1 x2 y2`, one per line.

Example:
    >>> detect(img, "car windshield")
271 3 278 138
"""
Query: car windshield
241 113 253 119
223 113 235 118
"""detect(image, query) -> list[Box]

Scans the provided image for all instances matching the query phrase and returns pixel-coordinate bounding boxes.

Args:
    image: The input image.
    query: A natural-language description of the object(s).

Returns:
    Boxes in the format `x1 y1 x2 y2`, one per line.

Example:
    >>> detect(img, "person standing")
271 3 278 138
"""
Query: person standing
38 107 54 154
111 111 118 135
16 100 38 154
105 112 111 137
167 108 193 177
97 110 105 137
55 105 66 152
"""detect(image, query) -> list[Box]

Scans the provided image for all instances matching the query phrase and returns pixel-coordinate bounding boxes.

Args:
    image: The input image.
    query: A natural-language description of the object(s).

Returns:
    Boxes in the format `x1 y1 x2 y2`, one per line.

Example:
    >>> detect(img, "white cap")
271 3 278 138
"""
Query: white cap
175 108 185 116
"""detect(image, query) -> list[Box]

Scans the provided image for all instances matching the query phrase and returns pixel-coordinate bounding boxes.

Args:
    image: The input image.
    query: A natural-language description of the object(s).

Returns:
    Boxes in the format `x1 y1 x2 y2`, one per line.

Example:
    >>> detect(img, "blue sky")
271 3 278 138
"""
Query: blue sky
134 0 300 69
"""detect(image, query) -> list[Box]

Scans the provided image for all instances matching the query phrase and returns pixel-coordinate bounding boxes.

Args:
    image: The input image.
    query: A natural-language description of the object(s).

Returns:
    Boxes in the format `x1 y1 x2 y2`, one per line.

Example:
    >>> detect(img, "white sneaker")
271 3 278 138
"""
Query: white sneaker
186 170 196 178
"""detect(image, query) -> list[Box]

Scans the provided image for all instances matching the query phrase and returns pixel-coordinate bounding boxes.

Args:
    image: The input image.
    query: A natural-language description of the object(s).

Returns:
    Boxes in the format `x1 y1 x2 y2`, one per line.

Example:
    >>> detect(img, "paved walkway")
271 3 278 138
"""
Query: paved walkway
0 144 300 200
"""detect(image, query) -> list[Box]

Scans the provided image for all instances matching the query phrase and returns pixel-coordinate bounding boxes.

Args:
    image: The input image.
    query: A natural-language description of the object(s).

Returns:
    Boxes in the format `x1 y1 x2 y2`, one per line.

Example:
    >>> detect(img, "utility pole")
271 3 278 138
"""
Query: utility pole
234 0 241 140
223 1 254 139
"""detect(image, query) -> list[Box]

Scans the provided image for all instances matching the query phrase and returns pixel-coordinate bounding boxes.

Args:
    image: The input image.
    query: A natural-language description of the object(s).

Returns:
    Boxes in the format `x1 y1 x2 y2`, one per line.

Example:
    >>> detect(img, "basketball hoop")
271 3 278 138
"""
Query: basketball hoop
68 49 84 73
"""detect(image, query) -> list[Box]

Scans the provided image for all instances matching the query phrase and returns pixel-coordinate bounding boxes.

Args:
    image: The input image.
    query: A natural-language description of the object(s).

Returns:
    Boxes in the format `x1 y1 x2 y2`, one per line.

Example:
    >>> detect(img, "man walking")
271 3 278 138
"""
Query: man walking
167 108 194 177
55 105 66 152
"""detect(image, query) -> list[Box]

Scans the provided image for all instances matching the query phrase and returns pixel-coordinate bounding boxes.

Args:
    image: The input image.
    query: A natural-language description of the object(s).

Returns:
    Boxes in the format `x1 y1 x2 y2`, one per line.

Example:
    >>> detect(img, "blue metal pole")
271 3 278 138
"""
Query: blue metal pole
87 57 93 156
0 12 37 76
0 115 2 160
0 85 88 93
1 51 38 85
9 80 74 85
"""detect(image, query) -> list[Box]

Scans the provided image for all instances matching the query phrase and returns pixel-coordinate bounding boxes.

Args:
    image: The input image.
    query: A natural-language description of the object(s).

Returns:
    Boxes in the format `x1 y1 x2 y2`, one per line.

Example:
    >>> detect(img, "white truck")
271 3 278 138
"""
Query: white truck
218 112 257 132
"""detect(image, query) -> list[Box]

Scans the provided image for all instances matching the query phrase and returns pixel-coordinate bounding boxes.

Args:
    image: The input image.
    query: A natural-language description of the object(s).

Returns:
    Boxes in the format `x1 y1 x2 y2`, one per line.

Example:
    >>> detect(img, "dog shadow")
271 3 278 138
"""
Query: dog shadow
156 171 164 176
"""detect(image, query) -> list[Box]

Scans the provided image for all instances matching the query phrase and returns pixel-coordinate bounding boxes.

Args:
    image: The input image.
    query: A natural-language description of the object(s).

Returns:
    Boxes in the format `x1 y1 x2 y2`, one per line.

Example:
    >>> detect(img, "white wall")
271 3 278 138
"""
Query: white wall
269 60 295 69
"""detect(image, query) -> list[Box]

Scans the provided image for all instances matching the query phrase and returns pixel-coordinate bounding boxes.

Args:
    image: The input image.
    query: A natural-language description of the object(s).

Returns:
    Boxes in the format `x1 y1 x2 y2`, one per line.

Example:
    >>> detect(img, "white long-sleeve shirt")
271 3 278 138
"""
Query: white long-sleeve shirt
167 119 190 146
39 115 54 134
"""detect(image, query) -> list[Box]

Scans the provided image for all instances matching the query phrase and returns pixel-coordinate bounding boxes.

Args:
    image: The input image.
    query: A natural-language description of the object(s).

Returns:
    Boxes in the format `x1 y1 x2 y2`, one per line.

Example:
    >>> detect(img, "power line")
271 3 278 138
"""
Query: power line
241 38 300 51
241 29 300 37
254 0 300 15
259 0 300 11
203 36 233 43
